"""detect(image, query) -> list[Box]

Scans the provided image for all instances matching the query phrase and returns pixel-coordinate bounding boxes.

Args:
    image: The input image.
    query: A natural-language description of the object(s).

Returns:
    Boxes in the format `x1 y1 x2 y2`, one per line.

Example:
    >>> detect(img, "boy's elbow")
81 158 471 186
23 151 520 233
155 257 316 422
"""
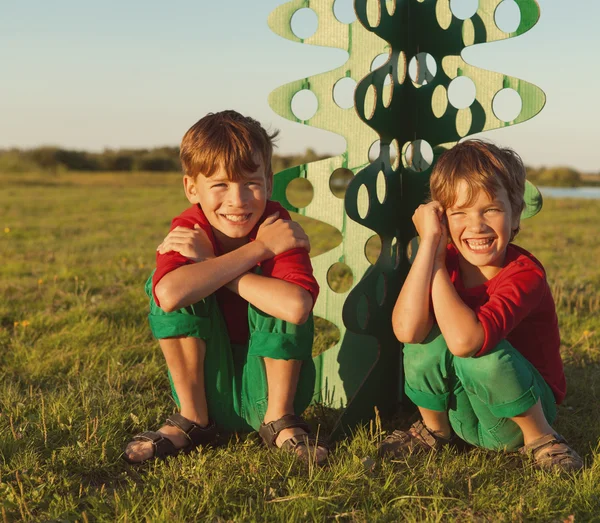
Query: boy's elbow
287 291 313 325
155 281 180 313
446 339 479 358
392 320 428 344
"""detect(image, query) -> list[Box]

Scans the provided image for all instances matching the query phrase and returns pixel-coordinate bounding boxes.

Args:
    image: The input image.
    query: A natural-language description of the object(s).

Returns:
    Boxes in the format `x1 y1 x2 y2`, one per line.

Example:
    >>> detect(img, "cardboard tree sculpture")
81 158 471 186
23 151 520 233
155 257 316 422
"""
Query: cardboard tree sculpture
268 0 545 433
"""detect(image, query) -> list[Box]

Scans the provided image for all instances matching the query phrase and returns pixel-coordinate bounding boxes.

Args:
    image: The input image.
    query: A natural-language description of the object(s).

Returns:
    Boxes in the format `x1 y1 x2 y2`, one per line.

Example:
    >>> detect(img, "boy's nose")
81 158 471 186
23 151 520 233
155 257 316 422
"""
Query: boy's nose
467 215 486 232
227 185 247 206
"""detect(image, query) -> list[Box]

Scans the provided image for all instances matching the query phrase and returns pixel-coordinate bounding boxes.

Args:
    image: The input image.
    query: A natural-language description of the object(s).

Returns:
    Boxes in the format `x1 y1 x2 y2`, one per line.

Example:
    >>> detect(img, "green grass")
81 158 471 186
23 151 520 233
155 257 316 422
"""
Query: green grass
1 172 600 521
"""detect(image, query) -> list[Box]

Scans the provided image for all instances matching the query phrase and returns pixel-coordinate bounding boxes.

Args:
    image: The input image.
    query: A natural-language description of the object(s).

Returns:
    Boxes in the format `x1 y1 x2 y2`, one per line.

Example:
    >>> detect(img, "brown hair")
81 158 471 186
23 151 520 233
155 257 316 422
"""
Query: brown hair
429 140 526 238
180 110 279 181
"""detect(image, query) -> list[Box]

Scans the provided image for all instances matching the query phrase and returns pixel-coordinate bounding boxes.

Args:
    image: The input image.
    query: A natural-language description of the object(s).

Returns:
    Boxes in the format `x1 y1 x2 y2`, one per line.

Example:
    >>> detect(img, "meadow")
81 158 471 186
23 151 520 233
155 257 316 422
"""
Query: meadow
1 171 599 521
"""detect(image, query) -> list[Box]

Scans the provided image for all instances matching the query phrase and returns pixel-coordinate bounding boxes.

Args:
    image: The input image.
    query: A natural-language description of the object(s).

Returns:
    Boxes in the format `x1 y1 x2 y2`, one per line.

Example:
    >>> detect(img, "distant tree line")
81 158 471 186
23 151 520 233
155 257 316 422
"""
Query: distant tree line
0 147 328 176
0 147 597 187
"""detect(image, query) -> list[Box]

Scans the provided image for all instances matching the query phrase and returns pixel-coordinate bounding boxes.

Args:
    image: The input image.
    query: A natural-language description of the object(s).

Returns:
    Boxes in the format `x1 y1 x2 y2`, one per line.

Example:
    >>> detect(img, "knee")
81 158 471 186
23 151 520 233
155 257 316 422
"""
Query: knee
403 346 446 385
454 340 520 384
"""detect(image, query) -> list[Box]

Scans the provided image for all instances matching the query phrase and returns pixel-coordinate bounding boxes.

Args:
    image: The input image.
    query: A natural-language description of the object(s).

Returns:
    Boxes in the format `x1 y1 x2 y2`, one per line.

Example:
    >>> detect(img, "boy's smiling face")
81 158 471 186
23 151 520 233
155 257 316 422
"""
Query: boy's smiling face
184 155 271 249
446 179 519 281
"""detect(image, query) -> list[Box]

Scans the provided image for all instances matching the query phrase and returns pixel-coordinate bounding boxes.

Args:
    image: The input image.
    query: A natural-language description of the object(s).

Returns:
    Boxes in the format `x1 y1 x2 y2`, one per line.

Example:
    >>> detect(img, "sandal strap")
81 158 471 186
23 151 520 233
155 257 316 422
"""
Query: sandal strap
133 431 178 459
258 414 310 447
280 433 330 453
166 413 218 447
410 420 449 449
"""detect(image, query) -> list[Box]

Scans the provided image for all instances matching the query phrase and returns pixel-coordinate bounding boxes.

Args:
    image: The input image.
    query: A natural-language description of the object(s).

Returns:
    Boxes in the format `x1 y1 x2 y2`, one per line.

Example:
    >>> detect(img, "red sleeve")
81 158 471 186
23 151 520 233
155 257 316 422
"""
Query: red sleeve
258 204 319 309
476 267 546 356
151 216 214 307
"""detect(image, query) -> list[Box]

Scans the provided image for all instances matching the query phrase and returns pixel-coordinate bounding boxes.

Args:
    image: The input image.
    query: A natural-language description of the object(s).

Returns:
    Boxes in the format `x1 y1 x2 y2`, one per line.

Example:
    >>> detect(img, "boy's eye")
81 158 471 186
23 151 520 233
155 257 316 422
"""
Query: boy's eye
449 211 465 216
485 208 501 213
211 183 227 188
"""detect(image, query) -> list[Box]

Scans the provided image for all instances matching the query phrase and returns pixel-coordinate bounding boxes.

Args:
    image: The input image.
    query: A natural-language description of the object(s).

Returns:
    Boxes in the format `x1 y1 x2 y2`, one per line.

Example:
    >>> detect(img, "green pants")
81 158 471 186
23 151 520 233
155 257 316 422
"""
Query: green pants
145 277 315 432
403 325 557 451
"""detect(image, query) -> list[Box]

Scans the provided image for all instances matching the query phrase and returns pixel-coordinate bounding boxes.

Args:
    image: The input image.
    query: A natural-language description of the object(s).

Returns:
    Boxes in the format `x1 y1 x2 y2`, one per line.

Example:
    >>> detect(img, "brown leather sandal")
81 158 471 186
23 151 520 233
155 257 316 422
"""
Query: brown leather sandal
123 413 218 464
258 414 329 466
519 433 583 472
378 420 454 458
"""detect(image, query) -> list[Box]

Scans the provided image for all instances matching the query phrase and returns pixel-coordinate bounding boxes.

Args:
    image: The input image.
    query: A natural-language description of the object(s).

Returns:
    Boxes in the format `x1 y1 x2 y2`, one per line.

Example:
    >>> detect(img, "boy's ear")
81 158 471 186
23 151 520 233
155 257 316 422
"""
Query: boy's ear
183 175 199 204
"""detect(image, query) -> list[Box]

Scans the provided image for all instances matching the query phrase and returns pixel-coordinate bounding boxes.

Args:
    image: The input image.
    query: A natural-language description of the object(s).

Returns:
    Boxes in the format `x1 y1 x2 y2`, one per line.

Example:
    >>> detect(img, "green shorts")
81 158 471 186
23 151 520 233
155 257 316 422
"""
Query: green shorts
403 325 557 451
145 275 316 432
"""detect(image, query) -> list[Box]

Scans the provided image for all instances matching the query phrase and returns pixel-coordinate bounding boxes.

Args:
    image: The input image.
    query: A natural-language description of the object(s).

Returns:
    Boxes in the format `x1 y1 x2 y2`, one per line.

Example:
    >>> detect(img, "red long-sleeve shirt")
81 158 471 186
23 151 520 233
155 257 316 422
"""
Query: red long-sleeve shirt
445 243 566 404
152 201 319 345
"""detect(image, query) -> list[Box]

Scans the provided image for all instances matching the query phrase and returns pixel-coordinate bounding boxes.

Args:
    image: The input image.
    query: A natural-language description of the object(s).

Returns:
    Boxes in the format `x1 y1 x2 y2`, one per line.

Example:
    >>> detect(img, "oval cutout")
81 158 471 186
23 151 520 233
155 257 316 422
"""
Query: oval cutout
291 89 318 121
368 140 380 163
495 0 520 33
290 213 342 258
376 170 386 204
357 184 370 219
450 0 478 20
312 316 341 357
364 84 377 120
333 0 356 24
402 140 434 172
365 234 382 265
329 168 354 199
408 53 437 87
448 76 476 109
327 262 353 293
492 88 522 122
333 77 357 109
290 8 319 39
286 177 313 208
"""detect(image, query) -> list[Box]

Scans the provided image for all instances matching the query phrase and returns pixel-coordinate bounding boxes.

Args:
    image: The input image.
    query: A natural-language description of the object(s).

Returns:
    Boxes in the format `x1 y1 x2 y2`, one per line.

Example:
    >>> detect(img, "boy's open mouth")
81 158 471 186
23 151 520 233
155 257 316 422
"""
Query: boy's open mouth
463 238 495 253
221 213 252 224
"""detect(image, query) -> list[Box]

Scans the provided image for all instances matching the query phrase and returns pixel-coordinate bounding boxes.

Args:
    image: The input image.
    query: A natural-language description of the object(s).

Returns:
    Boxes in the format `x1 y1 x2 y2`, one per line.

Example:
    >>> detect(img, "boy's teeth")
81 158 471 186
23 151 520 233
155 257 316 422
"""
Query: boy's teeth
224 214 249 222
466 238 493 250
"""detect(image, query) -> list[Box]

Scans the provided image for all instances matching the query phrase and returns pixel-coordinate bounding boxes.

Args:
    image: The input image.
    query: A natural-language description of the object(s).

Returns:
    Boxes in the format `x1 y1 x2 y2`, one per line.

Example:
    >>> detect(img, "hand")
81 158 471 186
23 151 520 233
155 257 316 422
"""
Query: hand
412 201 445 244
157 224 215 262
434 215 449 265
255 212 311 258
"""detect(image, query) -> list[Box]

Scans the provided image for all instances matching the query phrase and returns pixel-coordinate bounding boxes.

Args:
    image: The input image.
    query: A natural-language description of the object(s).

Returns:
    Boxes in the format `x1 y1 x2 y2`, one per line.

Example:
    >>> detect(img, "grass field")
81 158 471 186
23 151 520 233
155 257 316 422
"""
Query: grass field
1 171 599 521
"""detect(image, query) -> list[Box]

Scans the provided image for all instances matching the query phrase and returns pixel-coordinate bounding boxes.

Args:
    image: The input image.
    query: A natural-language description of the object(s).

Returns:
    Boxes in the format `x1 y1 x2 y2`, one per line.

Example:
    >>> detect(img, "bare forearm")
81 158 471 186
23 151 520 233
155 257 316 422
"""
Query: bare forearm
431 263 484 357
227 273 312 325
155 242 268 311
392 238 437 342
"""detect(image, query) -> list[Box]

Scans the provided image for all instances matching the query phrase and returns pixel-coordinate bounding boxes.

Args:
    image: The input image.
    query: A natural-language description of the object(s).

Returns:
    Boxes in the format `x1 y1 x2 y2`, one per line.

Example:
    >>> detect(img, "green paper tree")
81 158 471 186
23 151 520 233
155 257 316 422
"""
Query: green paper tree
268 0 545 432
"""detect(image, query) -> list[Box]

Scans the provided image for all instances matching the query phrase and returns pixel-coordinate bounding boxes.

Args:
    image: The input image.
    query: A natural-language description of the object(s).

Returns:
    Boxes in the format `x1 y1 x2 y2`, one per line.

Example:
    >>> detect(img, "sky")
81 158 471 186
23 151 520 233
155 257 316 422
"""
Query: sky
0 0 598 172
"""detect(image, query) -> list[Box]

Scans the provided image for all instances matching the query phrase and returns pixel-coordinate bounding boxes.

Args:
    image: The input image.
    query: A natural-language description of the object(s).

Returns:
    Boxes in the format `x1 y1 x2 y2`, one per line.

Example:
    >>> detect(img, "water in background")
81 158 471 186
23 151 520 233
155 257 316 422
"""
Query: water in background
539 187 600 200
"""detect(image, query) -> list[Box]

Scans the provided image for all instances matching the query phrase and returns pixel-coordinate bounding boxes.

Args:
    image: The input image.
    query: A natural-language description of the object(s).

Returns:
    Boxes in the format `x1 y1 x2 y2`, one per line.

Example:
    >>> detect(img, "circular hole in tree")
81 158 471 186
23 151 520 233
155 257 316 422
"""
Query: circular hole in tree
448 76 476 109
402 140 434 172
291 89 318 121
432 84 449 118
495 0 520 33
368 140 380 163
365 234 382 265
391 236 401 267
371 52 390 72
449 0 478 20
390 139 399 169
406 236 420 264
329 167 354 198
333 77 357 109
366 0 381 28
357 184 370 219
290 8 319 39
376 170 386 203
357 294 369 330
397 51 407 84
333 0 357 24
312 316 341 357
492 88 522 122
408 53 437 87
364 84 377 120
376 272 386 306
285 177 314 208
327 262 353 293
383 74 394 108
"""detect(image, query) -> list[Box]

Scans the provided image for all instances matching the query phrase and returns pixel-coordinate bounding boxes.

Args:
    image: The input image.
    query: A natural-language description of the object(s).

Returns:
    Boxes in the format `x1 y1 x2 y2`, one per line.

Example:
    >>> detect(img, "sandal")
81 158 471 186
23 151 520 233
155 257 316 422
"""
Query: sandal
258 414 329 466
378 420 454 458
519 433 583 472
123 413 218 464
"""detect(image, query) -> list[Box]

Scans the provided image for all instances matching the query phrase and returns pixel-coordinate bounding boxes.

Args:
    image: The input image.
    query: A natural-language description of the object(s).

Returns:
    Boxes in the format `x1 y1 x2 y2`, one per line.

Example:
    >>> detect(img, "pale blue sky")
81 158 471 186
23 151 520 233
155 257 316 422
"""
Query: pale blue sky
0 1 597 171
